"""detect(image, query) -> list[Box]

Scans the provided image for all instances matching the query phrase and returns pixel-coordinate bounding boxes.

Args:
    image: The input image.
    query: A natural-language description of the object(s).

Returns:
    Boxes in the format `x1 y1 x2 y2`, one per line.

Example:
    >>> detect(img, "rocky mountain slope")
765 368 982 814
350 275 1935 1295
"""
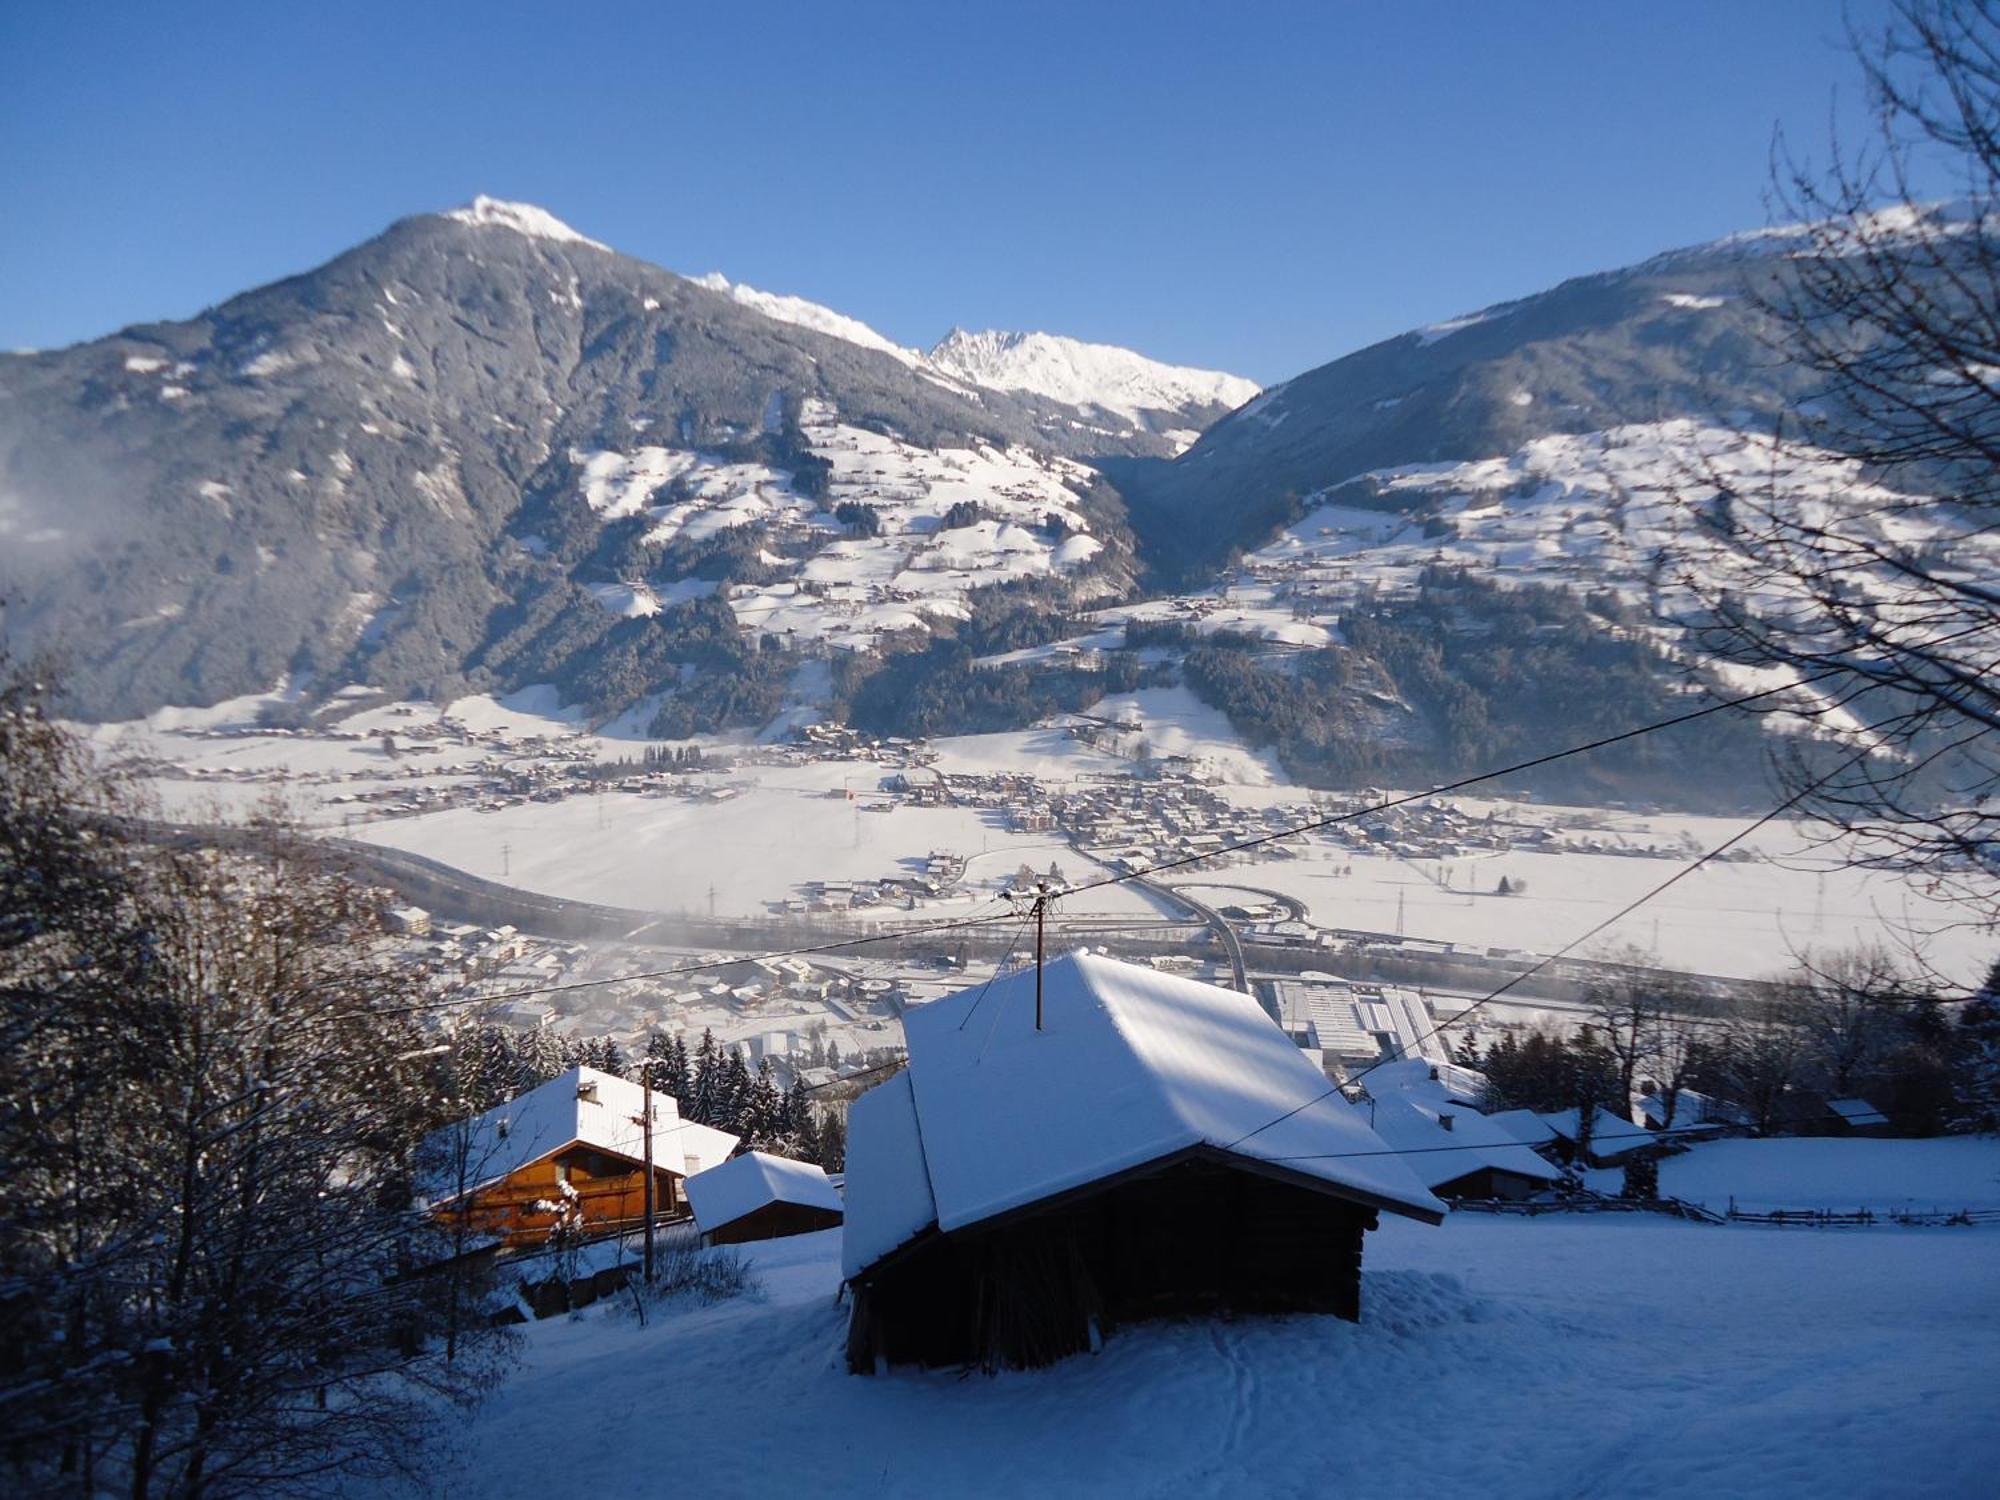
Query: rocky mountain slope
1119 232 1821 581
0 199 1248 720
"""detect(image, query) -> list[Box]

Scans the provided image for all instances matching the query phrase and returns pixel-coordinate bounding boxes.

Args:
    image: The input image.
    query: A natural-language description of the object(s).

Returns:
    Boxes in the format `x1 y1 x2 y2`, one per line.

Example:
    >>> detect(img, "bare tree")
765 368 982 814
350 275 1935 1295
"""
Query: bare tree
1662 0 2000 925
1646 999 1715 1130
1711 986 1813 1134
1782 942 1922 1095
0 651 158 1490
1583 946 1715 1124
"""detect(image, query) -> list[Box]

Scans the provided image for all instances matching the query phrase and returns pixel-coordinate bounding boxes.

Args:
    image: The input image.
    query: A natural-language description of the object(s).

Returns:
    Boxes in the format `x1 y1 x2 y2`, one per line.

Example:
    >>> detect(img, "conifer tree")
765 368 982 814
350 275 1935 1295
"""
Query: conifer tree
814 1108 845 1172
688 1029 721 1125
746 1058 783 1149
718 1051 753 1134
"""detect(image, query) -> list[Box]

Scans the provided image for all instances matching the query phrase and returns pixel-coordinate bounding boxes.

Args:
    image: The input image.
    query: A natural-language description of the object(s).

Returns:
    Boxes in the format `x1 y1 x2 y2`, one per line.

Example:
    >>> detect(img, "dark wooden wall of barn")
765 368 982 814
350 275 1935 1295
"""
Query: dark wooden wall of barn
848 1156 1378 1373
704 1200 844 1246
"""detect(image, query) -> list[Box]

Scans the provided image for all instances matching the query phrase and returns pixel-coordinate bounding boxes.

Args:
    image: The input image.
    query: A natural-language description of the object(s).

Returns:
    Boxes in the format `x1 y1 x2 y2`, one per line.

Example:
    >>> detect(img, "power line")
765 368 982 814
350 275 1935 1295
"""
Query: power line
1259 1121 1722 1166
801 1056 905 1096
1222 743 1875 1153
1054 663 1906 902
387 622 1991 1026
394 674 1815 1019
957 908 1037 1033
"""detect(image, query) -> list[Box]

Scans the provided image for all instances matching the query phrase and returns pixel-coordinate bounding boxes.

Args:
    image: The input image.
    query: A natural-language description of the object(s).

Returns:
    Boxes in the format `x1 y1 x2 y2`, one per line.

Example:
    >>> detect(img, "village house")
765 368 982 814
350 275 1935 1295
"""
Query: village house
1533 1104 1658 1167
685 1151 845 1245
1364 1094 1563 1201
422 1066 739 1249
840 952 1444 1373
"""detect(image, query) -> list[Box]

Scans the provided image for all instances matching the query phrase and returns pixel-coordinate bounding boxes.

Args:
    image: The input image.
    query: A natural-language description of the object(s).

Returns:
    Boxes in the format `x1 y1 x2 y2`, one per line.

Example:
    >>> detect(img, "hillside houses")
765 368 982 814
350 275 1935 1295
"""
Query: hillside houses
1365 1095 1563 1200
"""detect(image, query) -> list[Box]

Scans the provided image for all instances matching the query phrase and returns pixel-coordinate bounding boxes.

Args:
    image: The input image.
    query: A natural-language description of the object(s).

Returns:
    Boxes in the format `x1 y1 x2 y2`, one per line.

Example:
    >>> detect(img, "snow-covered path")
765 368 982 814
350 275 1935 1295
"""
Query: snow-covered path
437 1215 1999 1499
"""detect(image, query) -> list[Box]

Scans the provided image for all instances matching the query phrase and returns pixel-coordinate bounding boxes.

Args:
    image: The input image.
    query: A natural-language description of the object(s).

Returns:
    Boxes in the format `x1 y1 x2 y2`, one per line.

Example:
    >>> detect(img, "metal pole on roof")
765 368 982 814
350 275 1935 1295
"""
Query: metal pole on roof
1035 888 1047 1031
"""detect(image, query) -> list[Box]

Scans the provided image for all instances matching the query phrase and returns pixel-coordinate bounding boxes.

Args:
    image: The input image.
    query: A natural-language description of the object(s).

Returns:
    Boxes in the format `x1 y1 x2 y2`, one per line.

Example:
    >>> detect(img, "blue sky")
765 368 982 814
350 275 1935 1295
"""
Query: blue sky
2 0 1902 383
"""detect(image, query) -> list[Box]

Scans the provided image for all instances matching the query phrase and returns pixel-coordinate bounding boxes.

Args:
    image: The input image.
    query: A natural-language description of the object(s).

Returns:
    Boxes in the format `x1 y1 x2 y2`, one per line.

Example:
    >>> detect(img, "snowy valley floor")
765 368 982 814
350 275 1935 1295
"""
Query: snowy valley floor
435 1213 1999 1500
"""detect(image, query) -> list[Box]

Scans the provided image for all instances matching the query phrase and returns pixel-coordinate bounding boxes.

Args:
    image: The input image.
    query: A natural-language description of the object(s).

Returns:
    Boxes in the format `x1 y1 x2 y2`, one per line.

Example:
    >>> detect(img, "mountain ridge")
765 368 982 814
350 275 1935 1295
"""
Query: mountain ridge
0 200 1197 719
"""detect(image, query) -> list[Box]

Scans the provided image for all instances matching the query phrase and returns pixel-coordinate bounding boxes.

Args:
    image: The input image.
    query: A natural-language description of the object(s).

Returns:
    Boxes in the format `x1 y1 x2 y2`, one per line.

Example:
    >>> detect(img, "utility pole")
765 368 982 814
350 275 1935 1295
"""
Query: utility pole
636 1062 657 1285
501 841 511 879
1004 879 1059 1031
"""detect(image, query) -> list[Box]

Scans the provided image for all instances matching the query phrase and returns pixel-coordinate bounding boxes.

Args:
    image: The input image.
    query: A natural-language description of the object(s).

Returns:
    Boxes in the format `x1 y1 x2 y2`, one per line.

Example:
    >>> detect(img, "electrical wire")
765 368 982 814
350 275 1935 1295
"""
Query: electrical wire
383 620 1993 1034
1219 742 1876 1154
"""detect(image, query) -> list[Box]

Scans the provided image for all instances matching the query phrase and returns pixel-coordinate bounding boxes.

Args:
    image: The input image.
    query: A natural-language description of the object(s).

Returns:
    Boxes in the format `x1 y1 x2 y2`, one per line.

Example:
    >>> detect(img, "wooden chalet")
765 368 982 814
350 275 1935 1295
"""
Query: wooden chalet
685 1151 844 1245
841 952 1444 1373
423 1066 739 1248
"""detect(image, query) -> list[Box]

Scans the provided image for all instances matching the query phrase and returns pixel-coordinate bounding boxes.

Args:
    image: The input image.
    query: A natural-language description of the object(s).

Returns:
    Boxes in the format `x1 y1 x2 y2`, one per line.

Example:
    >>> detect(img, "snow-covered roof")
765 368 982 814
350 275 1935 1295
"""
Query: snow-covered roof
1827 1098 1891 1128
1365 1057 1490 1110
843 952 1444 1279
1366 1096 1561 1193
1637 1090 1738 1129
422 1066 739 1199
1539 1106 1655 1160
686 1151 843 1234
1485 1108 1560 1148
841 1070 937 1279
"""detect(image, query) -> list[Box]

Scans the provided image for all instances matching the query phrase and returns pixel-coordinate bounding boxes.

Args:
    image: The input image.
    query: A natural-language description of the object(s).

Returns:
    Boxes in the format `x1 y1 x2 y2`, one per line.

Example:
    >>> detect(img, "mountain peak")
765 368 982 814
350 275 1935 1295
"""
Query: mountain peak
438 196 609 252
927 328 1259 423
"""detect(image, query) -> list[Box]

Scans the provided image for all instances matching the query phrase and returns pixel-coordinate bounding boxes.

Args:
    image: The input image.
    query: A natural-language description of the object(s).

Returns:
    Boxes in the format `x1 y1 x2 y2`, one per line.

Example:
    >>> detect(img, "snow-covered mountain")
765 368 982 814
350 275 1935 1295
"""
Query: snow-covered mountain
1121 224 1838 581
0 198 1179 721
688 272 925 369
928 328 1260 432
685 277 1259 438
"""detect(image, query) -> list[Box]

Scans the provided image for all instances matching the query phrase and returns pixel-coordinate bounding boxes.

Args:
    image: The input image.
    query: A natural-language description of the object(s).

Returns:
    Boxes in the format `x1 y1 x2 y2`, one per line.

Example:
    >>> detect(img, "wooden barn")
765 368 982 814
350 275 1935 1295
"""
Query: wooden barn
1365 1095 1562 1201
841 952 1445 1373
685 1151 844 1245
423 1066 739 1248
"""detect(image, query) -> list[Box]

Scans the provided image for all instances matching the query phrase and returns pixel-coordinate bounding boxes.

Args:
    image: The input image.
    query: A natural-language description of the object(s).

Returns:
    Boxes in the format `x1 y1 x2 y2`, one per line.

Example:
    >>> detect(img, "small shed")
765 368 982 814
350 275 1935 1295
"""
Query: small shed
1825 1097 1893 1136
842 952 1444 1373
685 1151 844 1245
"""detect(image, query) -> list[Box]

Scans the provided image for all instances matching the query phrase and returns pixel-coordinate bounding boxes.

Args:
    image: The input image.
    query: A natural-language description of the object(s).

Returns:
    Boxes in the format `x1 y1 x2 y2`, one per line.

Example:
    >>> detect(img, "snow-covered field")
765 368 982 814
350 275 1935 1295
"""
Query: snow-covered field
355 759 1171 921
439 1212 2000 1499
1194 831 1987 982
1628 1136 2000 1215
88 677 1993 981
